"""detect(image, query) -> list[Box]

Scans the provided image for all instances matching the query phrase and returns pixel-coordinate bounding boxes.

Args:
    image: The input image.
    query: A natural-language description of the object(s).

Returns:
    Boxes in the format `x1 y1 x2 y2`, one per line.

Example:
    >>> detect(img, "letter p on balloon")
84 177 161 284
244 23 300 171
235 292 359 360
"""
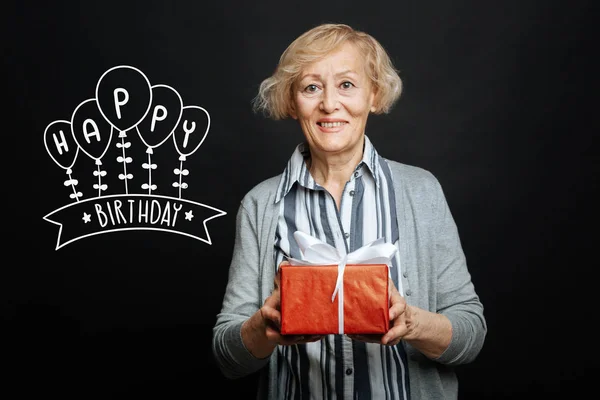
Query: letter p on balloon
113 88 129 120
151 105 168 132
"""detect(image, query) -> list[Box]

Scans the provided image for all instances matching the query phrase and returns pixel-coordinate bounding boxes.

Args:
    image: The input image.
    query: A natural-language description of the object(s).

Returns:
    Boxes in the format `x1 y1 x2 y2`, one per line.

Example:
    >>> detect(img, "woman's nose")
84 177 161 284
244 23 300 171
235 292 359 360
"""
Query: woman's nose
320 88 340 113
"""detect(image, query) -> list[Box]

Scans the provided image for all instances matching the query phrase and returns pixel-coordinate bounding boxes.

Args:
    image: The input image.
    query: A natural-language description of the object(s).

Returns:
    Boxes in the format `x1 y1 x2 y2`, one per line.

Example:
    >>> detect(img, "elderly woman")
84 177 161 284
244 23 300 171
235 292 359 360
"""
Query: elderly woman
212 23 486 399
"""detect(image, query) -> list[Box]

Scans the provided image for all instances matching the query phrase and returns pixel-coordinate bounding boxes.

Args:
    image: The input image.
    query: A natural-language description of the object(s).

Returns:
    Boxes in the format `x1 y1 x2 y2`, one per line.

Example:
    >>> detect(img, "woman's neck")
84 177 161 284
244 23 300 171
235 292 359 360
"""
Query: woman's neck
308 147 363 209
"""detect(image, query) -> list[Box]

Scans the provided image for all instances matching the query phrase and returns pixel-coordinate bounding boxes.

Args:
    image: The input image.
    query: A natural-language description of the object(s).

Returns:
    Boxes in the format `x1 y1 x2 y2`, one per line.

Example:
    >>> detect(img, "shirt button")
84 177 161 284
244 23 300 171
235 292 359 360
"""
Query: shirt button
345 368 353 375
354 171 359 178
344 232 350 239
349 190 355 196
403 271 408 278
406 289 412 296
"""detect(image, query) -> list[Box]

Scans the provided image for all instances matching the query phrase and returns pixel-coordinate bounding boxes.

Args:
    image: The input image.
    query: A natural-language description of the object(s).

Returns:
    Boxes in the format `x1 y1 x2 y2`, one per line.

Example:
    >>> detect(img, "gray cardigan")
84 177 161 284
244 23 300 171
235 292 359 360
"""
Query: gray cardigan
212 159 487 399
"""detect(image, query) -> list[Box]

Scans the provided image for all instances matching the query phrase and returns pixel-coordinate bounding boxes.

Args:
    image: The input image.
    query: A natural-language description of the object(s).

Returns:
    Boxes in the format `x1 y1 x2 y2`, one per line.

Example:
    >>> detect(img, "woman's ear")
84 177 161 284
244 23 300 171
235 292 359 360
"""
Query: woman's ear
369 87 378 113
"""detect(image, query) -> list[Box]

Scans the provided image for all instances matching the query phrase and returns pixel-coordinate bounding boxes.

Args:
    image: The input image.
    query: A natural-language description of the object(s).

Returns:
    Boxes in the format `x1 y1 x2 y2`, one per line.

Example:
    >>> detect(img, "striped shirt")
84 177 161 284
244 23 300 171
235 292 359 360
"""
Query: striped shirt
273 135 410 400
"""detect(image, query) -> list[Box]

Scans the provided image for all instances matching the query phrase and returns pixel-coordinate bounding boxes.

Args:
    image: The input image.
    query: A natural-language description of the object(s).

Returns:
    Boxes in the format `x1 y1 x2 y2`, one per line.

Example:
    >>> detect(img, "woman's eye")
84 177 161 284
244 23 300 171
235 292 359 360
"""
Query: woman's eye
341 81 354 89
305 84 318 93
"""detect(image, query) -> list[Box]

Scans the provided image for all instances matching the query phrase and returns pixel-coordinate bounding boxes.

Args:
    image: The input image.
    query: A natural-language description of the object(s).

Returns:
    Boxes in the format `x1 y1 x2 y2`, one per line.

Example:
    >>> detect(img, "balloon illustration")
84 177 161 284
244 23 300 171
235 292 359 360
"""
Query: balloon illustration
44 120 79 170
136 84 183 194
171 105 211 198
71 98 114 159
44 119 82 201
96 65 152 132
96 65 152 194
173 106 211 158
71 98 114 197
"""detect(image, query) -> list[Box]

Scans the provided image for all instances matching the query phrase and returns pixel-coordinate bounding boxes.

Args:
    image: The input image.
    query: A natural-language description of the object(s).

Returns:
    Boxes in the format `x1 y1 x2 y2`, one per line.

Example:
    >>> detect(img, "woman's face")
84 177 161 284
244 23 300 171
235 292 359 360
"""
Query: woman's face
291 42 376 160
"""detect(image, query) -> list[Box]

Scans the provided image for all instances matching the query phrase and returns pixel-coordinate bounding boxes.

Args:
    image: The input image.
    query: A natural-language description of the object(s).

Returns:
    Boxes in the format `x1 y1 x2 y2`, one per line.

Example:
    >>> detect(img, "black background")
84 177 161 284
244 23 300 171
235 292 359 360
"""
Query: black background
6 0 596 398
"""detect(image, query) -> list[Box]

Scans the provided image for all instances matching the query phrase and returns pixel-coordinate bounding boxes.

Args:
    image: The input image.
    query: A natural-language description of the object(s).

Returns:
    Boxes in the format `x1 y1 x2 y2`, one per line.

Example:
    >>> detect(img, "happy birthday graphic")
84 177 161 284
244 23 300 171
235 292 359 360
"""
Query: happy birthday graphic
43 65 226 250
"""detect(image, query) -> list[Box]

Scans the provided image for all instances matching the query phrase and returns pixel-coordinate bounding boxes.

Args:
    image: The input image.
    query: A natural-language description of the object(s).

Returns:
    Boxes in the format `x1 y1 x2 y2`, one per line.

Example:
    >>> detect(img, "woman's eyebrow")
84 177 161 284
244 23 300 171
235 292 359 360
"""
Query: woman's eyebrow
335 69 358 78
298 73 322 81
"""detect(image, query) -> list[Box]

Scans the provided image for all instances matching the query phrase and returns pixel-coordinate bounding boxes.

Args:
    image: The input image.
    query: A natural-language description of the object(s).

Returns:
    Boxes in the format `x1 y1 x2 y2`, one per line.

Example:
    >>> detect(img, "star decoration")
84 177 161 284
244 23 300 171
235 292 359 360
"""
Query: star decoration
185 210 194 221
82 212 91 223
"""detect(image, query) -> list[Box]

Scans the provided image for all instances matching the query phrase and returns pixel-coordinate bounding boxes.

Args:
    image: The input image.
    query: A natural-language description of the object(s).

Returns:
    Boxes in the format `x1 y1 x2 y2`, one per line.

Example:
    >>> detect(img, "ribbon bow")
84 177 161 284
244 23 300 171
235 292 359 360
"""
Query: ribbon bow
286 231 398 334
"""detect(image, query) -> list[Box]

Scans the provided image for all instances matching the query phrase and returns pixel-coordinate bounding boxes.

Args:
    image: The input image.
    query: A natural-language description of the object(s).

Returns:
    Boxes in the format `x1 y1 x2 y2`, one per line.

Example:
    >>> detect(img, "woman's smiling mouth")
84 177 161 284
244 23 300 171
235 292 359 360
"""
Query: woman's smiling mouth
317 121 348 129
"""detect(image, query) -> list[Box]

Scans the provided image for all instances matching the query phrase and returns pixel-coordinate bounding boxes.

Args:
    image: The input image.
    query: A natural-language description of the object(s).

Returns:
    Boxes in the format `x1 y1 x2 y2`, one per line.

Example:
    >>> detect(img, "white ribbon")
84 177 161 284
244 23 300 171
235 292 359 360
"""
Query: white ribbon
286 231 398 334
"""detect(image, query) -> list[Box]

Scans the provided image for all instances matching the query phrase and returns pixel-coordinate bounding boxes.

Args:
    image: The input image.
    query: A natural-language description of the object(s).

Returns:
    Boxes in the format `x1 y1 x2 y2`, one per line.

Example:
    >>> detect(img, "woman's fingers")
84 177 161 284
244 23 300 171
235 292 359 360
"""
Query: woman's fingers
272 333 325 346
347 334 383 343
263 272 326 346
381 323 404 345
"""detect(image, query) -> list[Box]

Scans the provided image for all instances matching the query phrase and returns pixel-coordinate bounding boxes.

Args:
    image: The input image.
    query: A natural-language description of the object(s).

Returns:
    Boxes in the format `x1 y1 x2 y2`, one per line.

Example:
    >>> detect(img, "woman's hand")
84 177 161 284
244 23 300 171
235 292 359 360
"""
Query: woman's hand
242 269 323 359
261 271 324 345
347 279 409 346
348 279 452 359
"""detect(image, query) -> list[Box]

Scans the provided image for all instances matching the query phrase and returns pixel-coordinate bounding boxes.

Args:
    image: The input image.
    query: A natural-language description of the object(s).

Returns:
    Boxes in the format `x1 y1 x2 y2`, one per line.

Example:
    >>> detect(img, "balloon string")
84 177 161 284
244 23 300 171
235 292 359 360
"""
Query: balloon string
178 159 183 199
121 134 129 195
69 171 80 202
96 163 102 197
147 150 152 195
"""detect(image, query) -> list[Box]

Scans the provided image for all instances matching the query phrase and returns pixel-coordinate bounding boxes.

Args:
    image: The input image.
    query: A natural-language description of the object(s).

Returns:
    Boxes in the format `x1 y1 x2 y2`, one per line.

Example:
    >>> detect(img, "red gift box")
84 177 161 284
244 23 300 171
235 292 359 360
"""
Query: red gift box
279 261 389 335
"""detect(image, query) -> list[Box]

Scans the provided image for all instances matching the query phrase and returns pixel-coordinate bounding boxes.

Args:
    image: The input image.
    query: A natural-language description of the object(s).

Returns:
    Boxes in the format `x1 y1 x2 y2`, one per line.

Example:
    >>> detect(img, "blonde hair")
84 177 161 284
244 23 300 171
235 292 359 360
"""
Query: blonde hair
252 23 403 120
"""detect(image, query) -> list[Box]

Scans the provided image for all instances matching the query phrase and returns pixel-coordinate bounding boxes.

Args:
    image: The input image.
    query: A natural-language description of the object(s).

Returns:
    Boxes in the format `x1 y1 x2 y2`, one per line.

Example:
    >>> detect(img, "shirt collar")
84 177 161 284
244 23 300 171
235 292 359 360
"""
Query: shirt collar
274 135 381 203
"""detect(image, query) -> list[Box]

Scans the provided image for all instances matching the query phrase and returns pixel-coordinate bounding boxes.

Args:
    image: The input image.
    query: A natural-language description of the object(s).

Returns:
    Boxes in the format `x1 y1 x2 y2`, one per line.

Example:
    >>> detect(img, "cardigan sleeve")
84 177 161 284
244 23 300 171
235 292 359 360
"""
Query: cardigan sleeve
212 200 271 379
429 176 487 365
